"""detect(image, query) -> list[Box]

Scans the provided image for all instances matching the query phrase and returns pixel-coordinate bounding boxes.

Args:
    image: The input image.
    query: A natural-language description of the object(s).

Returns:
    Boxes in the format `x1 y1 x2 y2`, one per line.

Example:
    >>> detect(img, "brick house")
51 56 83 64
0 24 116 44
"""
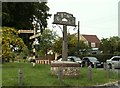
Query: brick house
73 33 100 54
80 34 100 49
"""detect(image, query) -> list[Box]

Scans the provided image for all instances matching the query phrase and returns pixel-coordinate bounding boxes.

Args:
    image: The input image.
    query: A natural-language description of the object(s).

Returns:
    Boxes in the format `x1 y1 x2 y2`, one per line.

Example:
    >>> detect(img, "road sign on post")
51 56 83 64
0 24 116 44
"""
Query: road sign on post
18 30 34 33
29 33 41 39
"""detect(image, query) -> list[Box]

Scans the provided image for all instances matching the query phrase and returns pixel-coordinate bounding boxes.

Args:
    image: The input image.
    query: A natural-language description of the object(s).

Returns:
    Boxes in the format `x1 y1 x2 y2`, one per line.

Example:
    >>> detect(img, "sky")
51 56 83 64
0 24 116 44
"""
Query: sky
47 0 120 39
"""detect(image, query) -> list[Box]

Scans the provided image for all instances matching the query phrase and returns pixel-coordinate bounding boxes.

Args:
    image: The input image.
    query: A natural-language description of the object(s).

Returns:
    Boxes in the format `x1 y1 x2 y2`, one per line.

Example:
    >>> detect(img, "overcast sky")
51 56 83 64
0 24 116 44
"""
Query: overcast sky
47 0 120 39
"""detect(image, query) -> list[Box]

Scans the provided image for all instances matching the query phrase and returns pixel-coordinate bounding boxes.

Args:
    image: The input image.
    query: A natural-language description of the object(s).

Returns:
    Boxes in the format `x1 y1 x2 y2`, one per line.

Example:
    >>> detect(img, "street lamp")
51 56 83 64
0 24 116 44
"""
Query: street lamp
53 12 76 61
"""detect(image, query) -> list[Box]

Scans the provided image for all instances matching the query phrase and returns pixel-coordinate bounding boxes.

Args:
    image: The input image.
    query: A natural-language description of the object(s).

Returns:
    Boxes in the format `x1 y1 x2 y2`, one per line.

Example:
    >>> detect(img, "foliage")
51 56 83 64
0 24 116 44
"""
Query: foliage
52 36 62 54
68 34 89 55
36 29 58 56
2 2 51 48
53 34 89 55
2 2 51 29
99 36 120 54
1 27 28 62
67 34 78 55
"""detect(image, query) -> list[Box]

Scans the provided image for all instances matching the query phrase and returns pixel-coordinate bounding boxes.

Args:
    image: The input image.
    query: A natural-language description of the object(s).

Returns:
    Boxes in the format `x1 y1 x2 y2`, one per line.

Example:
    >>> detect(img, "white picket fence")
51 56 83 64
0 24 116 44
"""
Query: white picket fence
35 59 50 64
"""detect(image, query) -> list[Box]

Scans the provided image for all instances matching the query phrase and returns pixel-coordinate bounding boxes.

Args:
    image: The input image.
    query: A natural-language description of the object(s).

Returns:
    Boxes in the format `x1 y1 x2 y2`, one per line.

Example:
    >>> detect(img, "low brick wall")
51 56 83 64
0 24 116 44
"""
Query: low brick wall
51 61 80 77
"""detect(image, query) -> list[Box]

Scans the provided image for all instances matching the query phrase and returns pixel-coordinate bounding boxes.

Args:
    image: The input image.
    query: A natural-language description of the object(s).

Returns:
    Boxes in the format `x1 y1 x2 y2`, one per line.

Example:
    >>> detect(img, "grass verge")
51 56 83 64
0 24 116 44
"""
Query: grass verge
2 62 120 86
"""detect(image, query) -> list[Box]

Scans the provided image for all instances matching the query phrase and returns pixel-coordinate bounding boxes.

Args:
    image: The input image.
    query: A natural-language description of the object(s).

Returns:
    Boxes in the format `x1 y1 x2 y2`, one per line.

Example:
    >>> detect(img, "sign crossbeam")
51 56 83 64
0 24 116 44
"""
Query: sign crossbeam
18 30 34 33
29 33 41 39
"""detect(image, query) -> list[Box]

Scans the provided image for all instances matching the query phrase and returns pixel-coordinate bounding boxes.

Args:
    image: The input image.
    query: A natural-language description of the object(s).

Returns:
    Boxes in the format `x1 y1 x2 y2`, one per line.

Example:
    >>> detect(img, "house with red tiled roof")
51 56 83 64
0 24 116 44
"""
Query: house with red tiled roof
73 33 100 54
73 33 100 49
80 34 100 49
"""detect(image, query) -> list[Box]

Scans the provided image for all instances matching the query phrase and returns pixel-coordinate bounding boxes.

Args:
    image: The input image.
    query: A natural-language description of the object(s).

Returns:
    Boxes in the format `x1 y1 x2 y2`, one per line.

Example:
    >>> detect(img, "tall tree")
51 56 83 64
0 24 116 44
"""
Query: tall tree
2 2 51 48
2 2 51 29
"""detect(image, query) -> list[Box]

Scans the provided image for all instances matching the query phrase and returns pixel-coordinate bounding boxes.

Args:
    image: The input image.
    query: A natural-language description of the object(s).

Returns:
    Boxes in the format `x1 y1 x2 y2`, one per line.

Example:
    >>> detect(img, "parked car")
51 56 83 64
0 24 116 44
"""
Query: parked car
106 56 120 69
81 57 102 68
67 56 82 64
57 56 82 64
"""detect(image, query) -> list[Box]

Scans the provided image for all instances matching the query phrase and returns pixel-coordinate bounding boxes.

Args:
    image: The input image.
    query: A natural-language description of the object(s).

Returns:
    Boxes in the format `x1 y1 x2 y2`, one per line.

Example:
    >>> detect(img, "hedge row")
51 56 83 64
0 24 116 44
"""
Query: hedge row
78 54 120 62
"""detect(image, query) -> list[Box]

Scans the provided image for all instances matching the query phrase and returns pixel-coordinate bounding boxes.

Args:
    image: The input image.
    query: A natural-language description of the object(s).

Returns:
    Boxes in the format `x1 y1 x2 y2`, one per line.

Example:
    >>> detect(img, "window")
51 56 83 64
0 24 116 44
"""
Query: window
112 58 120 61
83 58 89 61
91 42 95 47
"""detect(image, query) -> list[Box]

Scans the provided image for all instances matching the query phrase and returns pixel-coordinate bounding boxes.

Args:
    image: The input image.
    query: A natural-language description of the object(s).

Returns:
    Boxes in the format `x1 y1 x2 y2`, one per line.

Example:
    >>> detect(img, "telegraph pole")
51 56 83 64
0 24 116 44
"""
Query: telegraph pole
119 2 120 38
77 21 80 55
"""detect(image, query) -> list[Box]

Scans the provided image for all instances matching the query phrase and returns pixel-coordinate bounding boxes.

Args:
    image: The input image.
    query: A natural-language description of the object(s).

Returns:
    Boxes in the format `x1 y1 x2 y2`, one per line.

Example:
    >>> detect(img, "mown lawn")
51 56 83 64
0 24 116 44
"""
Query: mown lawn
2 62 120 87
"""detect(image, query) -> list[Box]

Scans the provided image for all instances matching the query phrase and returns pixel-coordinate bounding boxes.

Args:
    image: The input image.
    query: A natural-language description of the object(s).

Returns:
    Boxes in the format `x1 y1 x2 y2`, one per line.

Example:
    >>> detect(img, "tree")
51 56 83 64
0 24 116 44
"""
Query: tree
2 2 51 48
1 27 28 62
36 29 58 56
99 36 120 54
2 2 51 29
68 34 89 55
53 34 89 55
99 38 111 54
53 37 62 54
109 36 120 54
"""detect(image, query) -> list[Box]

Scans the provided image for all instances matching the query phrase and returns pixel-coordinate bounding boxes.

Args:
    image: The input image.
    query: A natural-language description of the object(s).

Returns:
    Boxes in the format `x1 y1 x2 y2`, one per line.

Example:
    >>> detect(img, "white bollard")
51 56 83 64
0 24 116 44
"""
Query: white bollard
32 59 36 67
33 62 35 67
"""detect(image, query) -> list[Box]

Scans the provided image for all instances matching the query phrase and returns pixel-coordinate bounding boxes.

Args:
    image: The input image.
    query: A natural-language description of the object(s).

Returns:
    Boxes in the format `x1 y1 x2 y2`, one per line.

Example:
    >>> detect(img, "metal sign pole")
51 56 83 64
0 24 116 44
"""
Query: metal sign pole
32 25 36 67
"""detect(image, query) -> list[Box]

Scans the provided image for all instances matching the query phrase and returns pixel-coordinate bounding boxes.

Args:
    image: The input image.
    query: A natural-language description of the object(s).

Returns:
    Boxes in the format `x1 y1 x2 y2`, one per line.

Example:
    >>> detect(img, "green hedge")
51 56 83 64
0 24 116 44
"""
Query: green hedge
78 54 120 62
